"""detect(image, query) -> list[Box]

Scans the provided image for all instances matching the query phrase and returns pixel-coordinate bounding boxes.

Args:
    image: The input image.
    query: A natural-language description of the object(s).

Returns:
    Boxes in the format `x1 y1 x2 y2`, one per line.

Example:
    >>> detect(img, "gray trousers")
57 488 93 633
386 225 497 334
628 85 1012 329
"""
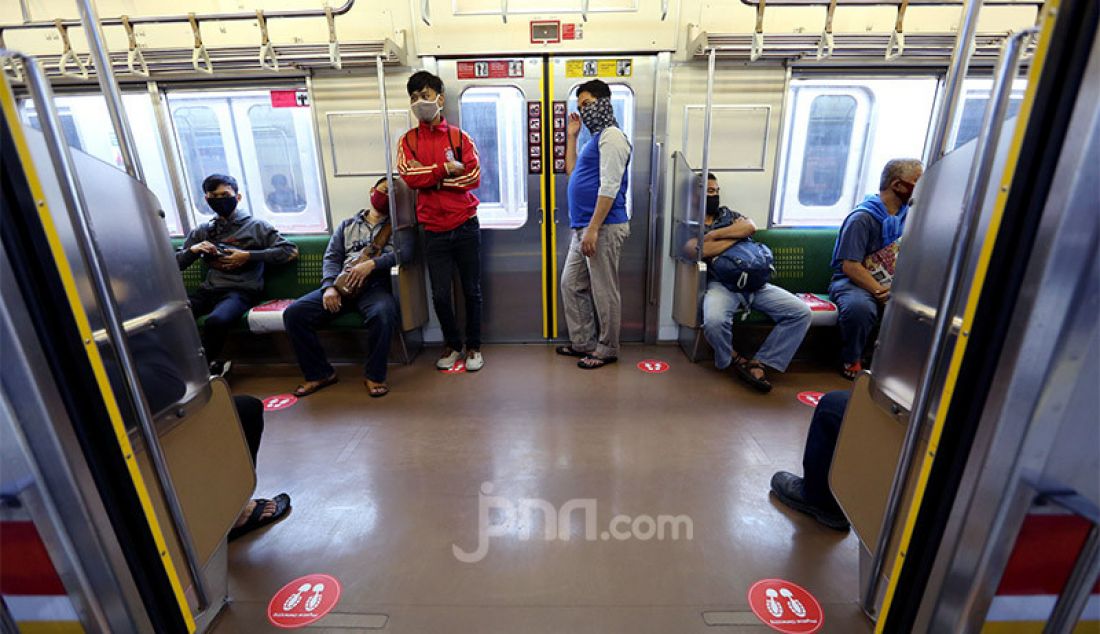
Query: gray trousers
560 222 630 359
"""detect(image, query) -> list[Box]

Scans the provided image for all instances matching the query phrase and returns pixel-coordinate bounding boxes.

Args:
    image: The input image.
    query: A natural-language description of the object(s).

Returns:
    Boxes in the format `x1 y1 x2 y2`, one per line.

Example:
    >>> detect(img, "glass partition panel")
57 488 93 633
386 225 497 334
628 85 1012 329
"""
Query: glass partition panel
669 151 704 262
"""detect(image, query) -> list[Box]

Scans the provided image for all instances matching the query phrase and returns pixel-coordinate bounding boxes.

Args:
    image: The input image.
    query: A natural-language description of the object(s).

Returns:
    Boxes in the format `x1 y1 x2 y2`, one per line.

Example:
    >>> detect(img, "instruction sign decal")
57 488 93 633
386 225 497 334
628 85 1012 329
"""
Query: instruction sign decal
268 573 342 628
747 578 823 633
565 59 633 78
457 60 525 80
271 90 310 108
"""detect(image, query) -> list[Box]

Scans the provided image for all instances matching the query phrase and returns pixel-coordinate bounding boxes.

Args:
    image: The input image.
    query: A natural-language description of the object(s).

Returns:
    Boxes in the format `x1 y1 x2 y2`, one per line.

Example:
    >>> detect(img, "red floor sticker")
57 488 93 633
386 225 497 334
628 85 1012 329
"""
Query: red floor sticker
268 573 342 629
442 361 467 374
637 359 670 374
797 391 825 407
747 579 823 633
263 394 299 411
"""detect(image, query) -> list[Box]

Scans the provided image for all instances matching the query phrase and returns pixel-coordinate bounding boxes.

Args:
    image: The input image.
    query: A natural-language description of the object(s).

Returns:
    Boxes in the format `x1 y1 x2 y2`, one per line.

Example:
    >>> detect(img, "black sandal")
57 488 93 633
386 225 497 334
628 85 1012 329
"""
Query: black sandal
555 346 588 358
734 359 773 393
228 493 291 542
578 355 618 369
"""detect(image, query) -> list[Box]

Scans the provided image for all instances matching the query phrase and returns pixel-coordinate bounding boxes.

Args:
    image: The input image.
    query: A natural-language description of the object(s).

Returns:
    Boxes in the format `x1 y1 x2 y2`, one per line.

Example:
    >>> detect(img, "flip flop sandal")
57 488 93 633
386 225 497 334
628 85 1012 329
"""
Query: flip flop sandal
734 360 773 393
365 380 390 398
228 493 291 542
555 346 589 358
577 355 618 369
293 374 338 397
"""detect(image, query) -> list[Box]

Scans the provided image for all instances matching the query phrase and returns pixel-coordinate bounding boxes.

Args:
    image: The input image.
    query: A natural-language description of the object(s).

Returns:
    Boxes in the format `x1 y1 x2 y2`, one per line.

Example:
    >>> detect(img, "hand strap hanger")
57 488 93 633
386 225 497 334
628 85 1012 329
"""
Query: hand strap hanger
256 10 279 71
56 19 89 79
0 34 24 82
886 0 909 61
325 5 342 69
189 13 213 74
816 0 837 60
751 0 766 62
121 16 149 77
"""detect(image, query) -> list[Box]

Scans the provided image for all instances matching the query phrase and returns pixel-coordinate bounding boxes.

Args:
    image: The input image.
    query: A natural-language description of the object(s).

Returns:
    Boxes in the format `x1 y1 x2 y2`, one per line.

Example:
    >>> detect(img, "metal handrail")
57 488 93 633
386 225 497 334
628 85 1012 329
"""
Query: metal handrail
2 49 211 611
2 0 355 30
927 0 984 161
76 0 142 182
860 26 1039 617
376 55 397 245
90 301 191 344
738 0 1039 5
696 48 716 263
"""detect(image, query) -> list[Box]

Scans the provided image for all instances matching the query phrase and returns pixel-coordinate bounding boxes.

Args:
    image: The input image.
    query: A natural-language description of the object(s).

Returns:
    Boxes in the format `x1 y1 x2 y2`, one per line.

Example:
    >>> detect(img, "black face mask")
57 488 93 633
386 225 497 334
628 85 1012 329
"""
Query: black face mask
207 196 238 218
706 195 720 216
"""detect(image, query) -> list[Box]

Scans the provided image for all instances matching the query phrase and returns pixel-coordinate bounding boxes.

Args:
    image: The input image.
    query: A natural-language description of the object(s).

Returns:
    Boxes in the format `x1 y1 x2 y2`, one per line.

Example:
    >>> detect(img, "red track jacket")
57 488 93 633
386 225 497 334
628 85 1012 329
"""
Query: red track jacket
397 118 481 233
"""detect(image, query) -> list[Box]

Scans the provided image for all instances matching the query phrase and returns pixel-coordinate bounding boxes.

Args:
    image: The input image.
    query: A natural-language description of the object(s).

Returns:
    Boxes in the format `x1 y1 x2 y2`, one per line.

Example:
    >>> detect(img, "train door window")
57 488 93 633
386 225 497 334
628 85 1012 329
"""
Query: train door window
567 84 635 217
774 77 938 226
948 78 1027 151
20 94 187 235
167 90 327 233
458 86 527 230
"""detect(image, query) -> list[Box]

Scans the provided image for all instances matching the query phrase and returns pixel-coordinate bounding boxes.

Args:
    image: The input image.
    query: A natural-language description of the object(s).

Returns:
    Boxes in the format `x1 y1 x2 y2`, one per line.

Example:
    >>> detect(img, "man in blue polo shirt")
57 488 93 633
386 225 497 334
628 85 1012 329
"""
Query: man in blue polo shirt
557 79 632 370
829 158 923 379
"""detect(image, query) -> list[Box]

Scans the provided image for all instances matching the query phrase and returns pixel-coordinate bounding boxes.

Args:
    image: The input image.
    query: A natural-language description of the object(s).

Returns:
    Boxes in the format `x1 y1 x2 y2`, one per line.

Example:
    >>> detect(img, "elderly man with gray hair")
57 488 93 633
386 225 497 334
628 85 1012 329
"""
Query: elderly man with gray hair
828 158 923 379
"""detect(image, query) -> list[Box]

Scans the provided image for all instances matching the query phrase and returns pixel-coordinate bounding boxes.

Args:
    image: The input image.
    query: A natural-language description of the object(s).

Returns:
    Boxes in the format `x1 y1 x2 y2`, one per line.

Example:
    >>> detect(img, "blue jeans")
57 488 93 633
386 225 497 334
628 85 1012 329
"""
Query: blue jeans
424 217 483 351
829 278 880 365
189 288 256 361
801 390 850 513
702 282 811 372
283 285 396 383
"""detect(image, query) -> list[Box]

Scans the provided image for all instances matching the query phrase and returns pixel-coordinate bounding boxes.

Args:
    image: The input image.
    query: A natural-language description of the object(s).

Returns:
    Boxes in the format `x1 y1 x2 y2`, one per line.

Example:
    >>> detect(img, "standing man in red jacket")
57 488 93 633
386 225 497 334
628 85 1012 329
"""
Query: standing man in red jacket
398 71 485 372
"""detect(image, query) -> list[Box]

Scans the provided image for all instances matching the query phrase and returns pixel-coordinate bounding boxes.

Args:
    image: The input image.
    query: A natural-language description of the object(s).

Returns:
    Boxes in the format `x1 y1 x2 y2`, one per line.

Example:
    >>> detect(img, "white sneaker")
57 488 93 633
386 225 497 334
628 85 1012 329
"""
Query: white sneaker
436 348 462 370
465 350 484 372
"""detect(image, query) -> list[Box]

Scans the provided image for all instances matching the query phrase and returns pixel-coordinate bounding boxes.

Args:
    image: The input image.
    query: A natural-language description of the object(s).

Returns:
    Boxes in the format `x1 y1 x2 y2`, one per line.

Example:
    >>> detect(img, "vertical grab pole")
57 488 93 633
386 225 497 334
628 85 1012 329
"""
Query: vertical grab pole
17 53 209 611
75 0 144 183
695 48 716 262
376 56 397 228
926 0 984 162
859 28 1036 618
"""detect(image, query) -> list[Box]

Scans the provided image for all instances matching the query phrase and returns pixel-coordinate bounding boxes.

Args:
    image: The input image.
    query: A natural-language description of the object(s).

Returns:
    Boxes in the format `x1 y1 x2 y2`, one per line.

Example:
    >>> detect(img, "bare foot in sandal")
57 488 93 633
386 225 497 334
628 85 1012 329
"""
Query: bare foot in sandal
364 379 389 398
293 373 338 397
734 358 773 393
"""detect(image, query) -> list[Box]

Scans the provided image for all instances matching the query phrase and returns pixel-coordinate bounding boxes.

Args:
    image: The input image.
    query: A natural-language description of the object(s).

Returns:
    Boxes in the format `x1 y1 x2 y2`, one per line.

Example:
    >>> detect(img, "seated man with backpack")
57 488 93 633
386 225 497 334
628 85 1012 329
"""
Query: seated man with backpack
694 174 811 393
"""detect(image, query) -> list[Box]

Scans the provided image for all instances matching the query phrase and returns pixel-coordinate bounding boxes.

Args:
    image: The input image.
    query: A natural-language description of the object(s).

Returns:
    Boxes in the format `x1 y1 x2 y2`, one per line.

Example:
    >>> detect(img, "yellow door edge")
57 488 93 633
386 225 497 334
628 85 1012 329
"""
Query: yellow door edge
0 76 197 632
873 2 1061 631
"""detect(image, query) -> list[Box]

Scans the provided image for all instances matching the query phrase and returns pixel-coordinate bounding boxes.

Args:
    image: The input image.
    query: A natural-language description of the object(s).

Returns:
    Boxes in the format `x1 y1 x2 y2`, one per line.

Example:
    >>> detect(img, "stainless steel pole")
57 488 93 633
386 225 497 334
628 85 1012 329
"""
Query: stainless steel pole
926 0 985 161
696 47 716 262
376 56 397 226
860 27 1037 618
75 0 143 182
14 52 210 611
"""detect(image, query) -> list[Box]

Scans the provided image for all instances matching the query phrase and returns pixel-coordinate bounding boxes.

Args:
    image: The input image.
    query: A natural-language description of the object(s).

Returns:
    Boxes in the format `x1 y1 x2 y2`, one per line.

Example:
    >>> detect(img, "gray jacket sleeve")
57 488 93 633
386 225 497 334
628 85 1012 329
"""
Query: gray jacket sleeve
597 127 632 200
247 220 298 263
321 221 348 289
176 225 206 270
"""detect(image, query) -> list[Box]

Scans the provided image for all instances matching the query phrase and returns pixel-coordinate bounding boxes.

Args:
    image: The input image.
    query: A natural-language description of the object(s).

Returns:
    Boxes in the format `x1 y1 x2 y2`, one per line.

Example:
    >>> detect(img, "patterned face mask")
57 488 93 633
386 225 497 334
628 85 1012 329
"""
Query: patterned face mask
579 97 617 135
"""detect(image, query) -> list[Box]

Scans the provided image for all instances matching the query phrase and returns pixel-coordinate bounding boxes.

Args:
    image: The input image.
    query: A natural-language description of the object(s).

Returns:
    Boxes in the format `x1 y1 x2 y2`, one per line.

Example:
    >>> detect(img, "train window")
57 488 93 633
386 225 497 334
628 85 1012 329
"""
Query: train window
949 78 1027 151
567 84 635 217
20 94 187 236
774 77 937 226
459 86 527 230
167 90 328 233
798 95 857 207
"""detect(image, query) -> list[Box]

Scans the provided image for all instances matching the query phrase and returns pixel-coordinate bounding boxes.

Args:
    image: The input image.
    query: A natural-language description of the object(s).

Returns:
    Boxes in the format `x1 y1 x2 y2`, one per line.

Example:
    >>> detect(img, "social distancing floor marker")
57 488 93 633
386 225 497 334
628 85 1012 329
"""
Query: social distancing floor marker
268 573 342 629
797 391 825 407
637 359 670 374
747 579 823 633
442 361 467 374
263 394 298 411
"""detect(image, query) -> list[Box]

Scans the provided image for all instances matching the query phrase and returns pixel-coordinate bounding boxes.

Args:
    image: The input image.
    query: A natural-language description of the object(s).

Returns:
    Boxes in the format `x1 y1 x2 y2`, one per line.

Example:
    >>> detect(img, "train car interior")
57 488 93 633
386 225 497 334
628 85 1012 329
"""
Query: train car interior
1 0 1097 632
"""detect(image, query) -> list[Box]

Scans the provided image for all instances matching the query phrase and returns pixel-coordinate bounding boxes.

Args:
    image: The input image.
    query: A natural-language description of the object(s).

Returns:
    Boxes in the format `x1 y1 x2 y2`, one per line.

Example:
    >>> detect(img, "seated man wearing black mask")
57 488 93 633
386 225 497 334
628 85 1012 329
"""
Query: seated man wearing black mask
685 173 811 393
176 174 298 377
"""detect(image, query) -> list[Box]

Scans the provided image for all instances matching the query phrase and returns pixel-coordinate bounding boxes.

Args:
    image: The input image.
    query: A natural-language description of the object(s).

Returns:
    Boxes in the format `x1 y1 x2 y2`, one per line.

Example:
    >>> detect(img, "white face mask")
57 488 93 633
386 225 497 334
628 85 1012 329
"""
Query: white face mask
411 97 441 123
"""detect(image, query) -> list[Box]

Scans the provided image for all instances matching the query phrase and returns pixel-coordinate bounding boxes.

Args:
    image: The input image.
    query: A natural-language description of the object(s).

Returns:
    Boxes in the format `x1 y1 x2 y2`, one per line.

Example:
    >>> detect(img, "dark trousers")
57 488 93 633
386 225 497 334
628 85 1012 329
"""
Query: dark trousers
801 390 852 513
189 288 256 362
829 278 882 365
283 285 397 383
232 395 264 465
424 217 483 351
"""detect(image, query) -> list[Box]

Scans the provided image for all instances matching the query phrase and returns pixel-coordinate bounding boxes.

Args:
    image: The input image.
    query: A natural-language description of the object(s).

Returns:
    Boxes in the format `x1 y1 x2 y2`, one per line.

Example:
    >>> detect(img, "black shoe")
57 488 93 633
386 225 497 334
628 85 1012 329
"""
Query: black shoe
209 360 232 378
770 471 850 531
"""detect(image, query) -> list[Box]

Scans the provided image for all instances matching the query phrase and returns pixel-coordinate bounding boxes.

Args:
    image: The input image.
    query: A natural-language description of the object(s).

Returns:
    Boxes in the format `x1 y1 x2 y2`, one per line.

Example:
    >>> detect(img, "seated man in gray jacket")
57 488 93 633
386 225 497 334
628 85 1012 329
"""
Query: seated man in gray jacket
177 174 297 377
284 177 398 398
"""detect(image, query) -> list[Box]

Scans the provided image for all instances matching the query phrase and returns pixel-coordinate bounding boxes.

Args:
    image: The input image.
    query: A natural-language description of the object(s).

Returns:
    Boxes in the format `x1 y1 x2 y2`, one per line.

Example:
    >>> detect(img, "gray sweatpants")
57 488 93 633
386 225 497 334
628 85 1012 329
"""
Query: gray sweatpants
560 222 630 359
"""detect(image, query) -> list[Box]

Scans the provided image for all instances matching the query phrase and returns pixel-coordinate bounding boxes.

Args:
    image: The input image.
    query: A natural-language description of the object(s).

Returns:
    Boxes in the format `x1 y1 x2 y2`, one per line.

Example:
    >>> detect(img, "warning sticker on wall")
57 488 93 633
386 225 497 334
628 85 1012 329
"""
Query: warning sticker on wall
271 90 310 108
565 59 632 78
457 60 525 80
